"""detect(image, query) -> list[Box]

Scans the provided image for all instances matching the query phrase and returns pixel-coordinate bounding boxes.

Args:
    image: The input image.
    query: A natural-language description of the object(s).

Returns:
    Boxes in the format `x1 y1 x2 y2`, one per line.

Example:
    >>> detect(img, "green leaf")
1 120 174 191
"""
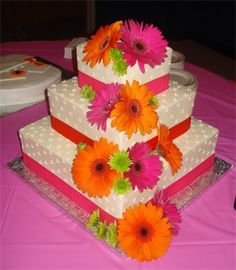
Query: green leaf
112 59 127 76
95 221 107 239
80 85 96 101
76 142 87 152
86 210 100 231
149 96 158 107
106 222 118 247
108 151 132 173
113 178 131 195
109 48 123 63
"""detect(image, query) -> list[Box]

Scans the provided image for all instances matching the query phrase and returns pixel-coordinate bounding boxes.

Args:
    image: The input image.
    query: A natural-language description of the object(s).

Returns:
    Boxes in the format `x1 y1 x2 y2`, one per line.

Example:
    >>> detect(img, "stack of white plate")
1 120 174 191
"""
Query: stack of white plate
0 54 61 116
170 68 198 91
171 51 185 70
170 51 198 91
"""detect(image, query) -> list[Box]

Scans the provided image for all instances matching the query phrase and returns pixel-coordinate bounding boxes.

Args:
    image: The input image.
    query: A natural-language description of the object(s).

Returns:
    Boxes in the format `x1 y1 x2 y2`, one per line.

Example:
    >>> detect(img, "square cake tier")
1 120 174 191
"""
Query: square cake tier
48 77 196 150
77 44 172 90
19 117 218 220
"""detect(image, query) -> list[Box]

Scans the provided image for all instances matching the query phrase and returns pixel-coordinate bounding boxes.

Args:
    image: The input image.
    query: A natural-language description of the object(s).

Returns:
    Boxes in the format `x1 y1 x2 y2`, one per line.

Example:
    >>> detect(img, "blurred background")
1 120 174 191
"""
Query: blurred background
1 0 235 79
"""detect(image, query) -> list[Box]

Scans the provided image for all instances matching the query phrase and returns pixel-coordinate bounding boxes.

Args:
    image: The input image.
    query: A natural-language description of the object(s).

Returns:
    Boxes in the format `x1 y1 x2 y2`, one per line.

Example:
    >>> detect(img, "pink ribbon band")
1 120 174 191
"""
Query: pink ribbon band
22 152 116 223
23 152 215 223
164 154 215 198
78 70 169 94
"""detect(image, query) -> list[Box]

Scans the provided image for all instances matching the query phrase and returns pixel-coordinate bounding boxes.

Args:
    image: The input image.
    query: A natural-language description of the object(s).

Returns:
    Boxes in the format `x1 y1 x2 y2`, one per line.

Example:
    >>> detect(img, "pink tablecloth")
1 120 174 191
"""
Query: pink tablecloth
1 41 235 270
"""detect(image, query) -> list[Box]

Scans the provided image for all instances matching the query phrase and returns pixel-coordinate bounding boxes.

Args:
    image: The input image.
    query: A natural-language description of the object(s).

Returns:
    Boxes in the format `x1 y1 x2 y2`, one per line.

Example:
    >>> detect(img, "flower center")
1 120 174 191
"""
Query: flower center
14 70 21 74
134 162 142 172
137 223 153 241
128 99 142 117
105 98 116 112
96 163 104 171
140 228 148 237
133 40 147 54
100 38 110 51
92 159 107 175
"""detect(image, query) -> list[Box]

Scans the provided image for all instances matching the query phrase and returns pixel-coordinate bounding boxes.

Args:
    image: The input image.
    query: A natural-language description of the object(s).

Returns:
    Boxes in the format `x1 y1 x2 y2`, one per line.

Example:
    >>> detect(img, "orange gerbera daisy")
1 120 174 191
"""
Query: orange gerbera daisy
83 21 122 67
118 203 173 262
158 124 182 175
10 70 26 77
110 80 158 138
71 138 121 197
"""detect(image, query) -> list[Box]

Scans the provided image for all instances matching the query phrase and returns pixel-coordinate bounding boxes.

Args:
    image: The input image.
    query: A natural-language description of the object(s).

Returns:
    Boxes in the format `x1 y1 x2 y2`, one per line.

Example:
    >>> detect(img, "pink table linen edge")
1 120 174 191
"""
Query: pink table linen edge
0 41 236 270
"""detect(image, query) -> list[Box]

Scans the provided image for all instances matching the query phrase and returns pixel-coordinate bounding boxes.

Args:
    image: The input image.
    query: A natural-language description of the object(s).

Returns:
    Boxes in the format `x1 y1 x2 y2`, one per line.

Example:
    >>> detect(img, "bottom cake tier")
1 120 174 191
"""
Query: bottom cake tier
19 116 218 221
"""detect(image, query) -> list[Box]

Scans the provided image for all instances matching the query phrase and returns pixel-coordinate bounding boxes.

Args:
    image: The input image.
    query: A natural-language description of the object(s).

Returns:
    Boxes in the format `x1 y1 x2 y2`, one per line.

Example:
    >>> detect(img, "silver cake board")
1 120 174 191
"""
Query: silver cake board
7 157 232 253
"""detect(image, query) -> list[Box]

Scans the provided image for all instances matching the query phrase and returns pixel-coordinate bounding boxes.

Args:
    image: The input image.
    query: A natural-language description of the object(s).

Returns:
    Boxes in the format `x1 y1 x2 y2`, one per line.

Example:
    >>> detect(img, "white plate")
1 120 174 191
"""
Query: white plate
171 51 185 70
170 68 198 91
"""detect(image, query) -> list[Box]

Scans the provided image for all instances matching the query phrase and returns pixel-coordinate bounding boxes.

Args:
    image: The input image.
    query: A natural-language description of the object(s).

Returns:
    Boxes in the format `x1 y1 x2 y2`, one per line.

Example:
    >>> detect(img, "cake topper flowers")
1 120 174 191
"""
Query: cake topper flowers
111 80 158 138
82 19 168 73
82 21 122 67
118 20 168 73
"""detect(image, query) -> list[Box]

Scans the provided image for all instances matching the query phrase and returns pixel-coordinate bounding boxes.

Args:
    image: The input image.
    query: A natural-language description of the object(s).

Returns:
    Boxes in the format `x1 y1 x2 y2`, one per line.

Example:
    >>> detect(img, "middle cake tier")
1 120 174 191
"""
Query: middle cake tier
48 77 196 150
19 116 218 221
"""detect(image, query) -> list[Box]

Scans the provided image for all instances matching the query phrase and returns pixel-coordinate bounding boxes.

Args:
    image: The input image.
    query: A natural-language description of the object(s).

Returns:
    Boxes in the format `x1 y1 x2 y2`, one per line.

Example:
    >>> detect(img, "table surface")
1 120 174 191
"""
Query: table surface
0 41 235 270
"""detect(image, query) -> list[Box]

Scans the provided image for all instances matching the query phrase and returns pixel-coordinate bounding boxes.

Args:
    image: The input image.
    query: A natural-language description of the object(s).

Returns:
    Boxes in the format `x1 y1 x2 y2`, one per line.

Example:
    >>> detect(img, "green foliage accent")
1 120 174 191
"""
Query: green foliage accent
108 151 132 173
109 48 123 63
86 209 119 248
112 59 127 76
106 222 118 247
80 85 96 101
149 96 158 107
113 178 131 195
110 48 127 76
76 142 87 152
86 210 100 231
95 221 107 239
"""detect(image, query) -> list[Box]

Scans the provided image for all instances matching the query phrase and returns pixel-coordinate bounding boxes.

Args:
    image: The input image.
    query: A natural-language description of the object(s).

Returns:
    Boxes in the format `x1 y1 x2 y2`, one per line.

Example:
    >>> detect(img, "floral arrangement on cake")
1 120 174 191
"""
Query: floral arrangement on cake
82 19 168 74
84 189 181 262
84 80 158 138
72 132 182 196
72 19 182 262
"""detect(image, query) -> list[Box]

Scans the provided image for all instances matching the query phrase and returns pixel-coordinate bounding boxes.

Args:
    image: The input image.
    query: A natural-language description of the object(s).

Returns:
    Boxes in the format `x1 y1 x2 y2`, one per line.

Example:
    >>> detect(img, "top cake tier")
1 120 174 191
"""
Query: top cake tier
77 44 172 93
76 20 171 95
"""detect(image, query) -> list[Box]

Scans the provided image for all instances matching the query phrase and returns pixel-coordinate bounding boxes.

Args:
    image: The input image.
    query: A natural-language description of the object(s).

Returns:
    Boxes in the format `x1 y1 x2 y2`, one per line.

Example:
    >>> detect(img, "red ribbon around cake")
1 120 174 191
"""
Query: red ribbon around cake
78 70 169 94
51 115 191 150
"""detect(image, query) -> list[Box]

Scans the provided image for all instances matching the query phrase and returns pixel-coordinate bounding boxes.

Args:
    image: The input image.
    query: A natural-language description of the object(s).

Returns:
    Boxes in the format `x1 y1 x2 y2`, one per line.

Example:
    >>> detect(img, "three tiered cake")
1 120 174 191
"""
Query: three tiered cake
19 20 219 262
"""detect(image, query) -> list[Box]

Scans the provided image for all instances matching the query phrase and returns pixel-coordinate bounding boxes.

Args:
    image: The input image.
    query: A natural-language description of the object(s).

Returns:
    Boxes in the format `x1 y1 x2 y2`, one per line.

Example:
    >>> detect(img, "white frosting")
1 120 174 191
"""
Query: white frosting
0 55 61 107
48 77 196 149
76 43 172 85
19 116 218 218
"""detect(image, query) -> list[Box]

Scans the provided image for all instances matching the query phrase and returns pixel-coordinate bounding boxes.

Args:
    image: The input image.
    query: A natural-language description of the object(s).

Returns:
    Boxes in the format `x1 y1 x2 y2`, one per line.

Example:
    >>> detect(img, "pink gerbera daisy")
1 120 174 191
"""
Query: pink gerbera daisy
118 19 168 73
124 142 162 192
87 83 120 131
153 189 182 235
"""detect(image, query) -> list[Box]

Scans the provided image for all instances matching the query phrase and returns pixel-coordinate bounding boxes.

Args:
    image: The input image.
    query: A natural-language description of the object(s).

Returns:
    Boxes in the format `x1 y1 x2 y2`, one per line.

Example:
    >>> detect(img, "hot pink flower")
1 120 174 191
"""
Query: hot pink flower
124 142 162 192
118 19 168 73
153 189 182 235
87 83 120 131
